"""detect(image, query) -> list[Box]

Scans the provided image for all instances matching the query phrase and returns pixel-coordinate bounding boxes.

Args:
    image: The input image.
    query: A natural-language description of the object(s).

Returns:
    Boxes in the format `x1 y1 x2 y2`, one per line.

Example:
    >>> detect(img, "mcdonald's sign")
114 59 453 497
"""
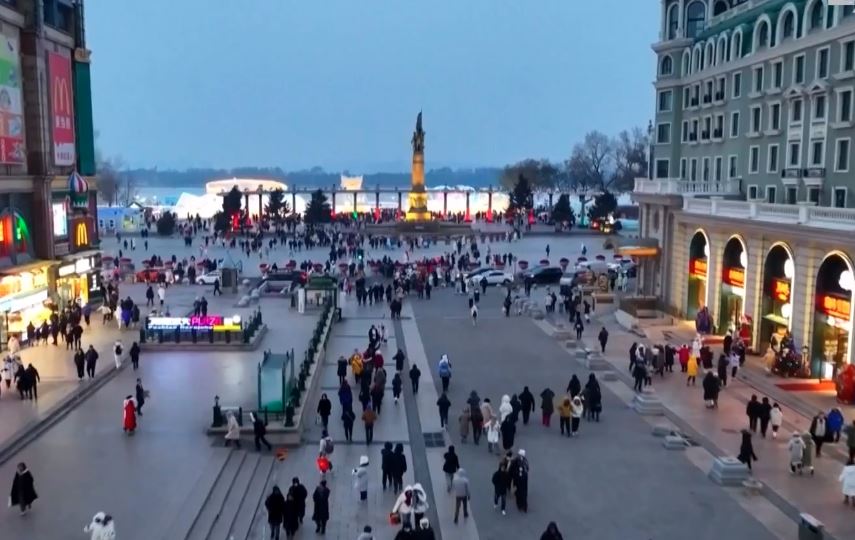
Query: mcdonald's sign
74 220 88 248
48 52 75 166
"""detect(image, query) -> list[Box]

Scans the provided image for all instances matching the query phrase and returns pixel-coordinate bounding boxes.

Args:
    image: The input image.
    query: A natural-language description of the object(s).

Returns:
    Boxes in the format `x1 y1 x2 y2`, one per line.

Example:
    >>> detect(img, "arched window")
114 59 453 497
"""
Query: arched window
713 0 729 16
660 55 674 76
705 42 715 68
718 36 728 64
781 10 795 41
686 1 707 39
756 20 770 50
809 0 824 32
693 47 702 72
667 3 680 40
845 5 854 18
683 49 692 75
731 31 742 60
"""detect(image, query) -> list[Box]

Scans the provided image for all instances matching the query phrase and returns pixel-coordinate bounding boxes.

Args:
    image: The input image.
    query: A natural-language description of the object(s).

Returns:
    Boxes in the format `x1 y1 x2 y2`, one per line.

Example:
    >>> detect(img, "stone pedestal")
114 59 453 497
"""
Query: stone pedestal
708 457 751 486
663 435 687 450
575 349 588 363
632 388 664 416
651 425 672 437
554 330 573 340
564 339 577 349
530 309 545 320
585 352 609 371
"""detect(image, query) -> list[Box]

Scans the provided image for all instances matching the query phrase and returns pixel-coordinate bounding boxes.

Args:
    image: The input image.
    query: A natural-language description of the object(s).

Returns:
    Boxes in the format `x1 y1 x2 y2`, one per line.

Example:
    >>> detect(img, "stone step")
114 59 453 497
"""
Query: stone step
186 450 248 540
207 452 261 540
227 455 276 540
162 447 234 540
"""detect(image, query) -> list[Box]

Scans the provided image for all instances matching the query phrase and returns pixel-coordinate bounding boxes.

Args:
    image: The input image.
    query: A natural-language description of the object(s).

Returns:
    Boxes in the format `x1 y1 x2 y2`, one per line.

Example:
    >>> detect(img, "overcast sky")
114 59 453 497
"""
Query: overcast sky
87 0 656 172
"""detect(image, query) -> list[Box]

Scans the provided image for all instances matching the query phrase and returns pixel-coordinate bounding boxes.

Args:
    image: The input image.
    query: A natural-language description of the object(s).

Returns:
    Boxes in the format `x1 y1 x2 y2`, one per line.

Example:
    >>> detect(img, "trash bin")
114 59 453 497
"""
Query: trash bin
798 513 823 540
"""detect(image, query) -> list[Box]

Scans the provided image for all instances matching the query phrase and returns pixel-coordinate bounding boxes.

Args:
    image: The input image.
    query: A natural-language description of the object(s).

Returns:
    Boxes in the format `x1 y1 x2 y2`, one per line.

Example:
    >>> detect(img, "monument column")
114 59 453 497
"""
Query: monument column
353 192 358 214
291 190 296 215
331 191 336 215
375 191 380 211
405 112 430 221
258 190 263 219
443 191 448 218
398 192 403 212
465 192 471 221
487 189 493 222
549 191 554 208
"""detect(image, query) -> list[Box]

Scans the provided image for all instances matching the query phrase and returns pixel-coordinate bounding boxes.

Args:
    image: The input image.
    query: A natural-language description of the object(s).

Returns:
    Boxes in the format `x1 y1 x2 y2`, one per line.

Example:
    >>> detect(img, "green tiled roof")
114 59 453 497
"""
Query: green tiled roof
696 0 806 41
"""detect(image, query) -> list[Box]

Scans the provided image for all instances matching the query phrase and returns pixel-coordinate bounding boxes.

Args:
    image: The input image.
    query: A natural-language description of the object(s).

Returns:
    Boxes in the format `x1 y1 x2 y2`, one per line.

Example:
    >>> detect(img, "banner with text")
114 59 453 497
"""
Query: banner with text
48 52 75 166
0 34 24 164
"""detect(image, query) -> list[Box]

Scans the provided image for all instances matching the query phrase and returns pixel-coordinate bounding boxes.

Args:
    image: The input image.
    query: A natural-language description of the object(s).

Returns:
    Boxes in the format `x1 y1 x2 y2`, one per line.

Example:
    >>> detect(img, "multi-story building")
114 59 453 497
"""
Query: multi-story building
0 0 99 348
637 0 855 378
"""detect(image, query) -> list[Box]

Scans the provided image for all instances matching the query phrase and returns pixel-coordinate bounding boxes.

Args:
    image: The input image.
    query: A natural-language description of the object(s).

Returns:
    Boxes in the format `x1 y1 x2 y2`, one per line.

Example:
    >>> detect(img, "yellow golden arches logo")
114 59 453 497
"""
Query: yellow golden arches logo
53 75 70 116
75 222 88 246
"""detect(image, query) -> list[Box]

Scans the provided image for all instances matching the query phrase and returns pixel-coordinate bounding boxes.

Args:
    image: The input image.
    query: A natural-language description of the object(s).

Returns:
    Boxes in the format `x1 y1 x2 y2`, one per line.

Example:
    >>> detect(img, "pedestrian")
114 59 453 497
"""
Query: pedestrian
451 468 470 524
252 412 272 451
123 395 137 435
2 355 13 388
470 399 484 446
157 284 166 306
409 363 421 393
415 517 436 540
470 303 478 326
828 407 845 442
392 372 402 404
135 378 147 416
24 363 39 400
436 392 451 428
598 327 608 353
317 393 332 429
746 395 761 432
770 403 784 439
145 285 155 307
702 371 720 409
442 446 459 492
570 396 583 436
558 396 572 436
391 487 417 530
788 432 807 474
8 462 37 515
492 461 511 515
381 442 394 491
350 350 364 385
686 352 698 386
717 353 729 387
287 477 308 525
362 404 377 444
113 340 123 369
840 459 855 506
83 512 115 540
85 345 98 378
810 412 828 456
336 355 348 385
282 492 299 539
265 486 286 540
499 395 512 422
311 480 330 534
566 375 581 399
519 386 534 425
513 449 529 512
583 374 602 422
483 417 499 454
540 521 564 540
224 410 241 448
540 387 555 427
574 318 583 340
737 429 758 472
352 455 370 502
340 407 355 443
845 420 855 461
801 433 816 475
357 525 374 540
73 348 85 380
437 354 452 392
458 406 471 443
129 341 140 370
391 443 407 494
394 348 406 373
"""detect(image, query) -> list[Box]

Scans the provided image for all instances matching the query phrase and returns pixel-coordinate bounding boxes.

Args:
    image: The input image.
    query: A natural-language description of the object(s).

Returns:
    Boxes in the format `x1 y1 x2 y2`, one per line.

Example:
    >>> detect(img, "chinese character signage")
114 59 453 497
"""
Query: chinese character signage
818 294 851 321
772 279 791 302
0 35 24 164
48 52 75 166
689 258 708 278
722 267 745 288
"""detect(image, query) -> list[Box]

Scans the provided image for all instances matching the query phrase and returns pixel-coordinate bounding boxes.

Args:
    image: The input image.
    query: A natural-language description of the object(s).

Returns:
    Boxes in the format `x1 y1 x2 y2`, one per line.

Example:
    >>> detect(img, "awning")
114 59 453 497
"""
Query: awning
605 236 660 257
0 259 57 276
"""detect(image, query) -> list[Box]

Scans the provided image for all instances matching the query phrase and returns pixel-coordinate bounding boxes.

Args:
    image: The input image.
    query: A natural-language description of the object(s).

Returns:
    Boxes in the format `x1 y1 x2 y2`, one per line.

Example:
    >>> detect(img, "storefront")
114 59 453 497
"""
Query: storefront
760 244 794 353
53 252 102 308
686 230 709 320
0 262 55 348
718 236 747 336
143 314 243 343
811 253 854 380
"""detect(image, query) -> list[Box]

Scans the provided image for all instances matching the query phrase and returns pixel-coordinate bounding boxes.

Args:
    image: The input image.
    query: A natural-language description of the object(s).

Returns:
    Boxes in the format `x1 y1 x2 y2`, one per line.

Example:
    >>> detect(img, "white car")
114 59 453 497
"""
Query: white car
471 270 513 286
196 271 221 285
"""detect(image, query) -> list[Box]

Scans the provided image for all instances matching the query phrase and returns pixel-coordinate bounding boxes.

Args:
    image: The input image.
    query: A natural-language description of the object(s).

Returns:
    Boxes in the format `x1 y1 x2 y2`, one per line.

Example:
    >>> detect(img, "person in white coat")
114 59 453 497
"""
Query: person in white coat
157 285 166 306
112 341 123 369
787 432 807 474
352 455 369 501
840 460 855 505
224 411 241 448
7 335 19 355
83 512 116 540
498 395 513 423
485 418 500 454
770 403 784 439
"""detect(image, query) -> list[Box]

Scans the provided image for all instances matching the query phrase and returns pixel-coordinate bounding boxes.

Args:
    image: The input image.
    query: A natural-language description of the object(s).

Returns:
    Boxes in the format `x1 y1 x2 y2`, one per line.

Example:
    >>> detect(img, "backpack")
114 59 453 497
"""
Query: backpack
323 437 334 455
115 345 123 356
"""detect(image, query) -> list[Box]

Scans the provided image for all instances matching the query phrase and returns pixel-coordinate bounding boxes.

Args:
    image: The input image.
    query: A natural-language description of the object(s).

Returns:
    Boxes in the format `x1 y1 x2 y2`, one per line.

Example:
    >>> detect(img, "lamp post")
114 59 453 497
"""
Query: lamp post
647 120 654 179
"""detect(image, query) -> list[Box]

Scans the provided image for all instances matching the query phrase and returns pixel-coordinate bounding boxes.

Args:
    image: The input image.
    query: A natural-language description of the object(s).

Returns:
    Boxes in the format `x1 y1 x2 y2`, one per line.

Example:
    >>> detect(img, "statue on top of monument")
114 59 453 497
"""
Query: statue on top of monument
412 111 425 153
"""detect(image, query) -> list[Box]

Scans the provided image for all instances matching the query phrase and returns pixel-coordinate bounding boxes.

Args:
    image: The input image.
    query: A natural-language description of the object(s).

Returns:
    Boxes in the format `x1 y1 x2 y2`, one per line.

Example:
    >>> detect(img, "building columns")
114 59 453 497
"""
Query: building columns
790 245 819 353
743 236 766 351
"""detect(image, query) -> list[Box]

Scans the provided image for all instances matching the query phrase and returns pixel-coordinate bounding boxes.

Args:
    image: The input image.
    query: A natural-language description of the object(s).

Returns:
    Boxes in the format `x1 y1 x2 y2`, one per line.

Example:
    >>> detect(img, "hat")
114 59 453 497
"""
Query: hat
420 517 430 528
518 449 526 457
359 455 369 466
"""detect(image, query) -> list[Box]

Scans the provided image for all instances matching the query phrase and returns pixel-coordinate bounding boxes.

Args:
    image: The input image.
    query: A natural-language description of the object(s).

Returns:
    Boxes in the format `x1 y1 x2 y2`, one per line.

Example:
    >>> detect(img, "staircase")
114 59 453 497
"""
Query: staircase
165 448 276 540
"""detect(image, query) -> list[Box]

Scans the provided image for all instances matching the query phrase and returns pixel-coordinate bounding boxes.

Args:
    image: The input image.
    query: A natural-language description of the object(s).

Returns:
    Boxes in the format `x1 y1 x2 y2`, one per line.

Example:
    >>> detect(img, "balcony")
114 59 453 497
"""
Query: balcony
690 98 699 107
633 178 741 196
781 167 801 186
683 197 855 231
713 129 723 139
703 95 712 105
804 167 826 187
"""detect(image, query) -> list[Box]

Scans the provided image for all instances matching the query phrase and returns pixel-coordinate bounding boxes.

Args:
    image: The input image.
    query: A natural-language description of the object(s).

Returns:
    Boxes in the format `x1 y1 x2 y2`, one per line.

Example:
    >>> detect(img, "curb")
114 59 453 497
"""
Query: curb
0 354 130 467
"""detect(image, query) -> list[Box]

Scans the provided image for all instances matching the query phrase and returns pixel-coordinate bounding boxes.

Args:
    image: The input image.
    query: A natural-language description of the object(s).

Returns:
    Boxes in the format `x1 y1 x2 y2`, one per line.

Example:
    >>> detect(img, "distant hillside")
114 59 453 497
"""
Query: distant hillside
125 167 504 189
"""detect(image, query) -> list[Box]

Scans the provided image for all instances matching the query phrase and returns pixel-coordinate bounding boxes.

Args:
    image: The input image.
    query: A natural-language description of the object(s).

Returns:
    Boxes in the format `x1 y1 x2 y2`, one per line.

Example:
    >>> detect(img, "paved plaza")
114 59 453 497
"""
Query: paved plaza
0 230 850 539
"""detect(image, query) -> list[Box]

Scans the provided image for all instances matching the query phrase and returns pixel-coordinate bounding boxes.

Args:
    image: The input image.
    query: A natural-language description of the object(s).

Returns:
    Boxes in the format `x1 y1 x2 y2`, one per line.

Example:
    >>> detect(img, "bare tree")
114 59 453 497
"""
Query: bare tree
566 131 612 192
98 158 119 206
498 159 560 191
611 127 648 192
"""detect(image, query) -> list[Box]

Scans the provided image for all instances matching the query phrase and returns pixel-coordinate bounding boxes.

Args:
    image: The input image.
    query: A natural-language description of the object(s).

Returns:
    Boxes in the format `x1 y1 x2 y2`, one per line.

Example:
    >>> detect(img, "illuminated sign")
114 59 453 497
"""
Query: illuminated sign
146 315 242 332
689 258 708 278
818 294 851 321
75 258 92 274
52 202 67 237
722 267 745 288
58 264 75 277
75 222 88 247
0 289 48 313
772 279 791 302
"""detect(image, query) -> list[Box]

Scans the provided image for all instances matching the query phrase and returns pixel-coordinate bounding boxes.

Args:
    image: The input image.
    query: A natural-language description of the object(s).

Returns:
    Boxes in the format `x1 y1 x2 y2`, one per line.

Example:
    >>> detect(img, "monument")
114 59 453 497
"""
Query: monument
406 112 431 221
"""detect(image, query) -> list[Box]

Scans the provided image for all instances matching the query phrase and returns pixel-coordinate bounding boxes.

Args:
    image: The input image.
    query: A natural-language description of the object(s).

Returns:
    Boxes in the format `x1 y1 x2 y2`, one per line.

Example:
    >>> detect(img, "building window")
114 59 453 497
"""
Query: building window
772 61 783 89
836 138 851 172
843 40 855 73
794 54 805 84
714 114 724 139
767 185 777 203
791 98 803 123
732 72 742 98
749 146 760 173
692 83 700 106
655 159 670 179
704 80 713 104
667 4 680 40
728 155 738 178
768 144 779 173
753 65 764 93
817 47 830 79
685 1 706 39
690 158 698 181
809 0 824 33
748 185 759 199
770 103 781 131
691 119 699 140
660 55 674 76
43 0 73 33
834 187 847 208
732 32 742 60
703 116 711 140
756 20 770 50
781 10 796 41
837 89 853 123
730 111 740 137
702 157 710 181
657 123 671 144
683 87 690 109
716 77 726 101
680 158 688 179
750 105 762 133
658 90 673 112
789 141 801 166
786 186 798 205
813 94 827 121
808 187 820 204
681 120 689 142
811 140 824 166
714 156 722 181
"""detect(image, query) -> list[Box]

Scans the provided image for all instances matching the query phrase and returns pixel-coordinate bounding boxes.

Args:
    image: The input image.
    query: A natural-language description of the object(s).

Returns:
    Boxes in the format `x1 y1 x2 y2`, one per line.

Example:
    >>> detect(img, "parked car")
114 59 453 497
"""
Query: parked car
470 270 513 286
196 270 222 285
524 266 563 285
464 267 492 280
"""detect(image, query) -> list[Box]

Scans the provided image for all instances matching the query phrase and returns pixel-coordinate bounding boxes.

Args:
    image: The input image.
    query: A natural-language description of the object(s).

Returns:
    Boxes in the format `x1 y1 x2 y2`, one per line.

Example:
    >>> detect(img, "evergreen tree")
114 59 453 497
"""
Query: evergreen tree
265 188 289 224
156 211 177 236
588 191 618 222
551 193 574 224
214 186 244 232
304 189 332 224
508 174 533 213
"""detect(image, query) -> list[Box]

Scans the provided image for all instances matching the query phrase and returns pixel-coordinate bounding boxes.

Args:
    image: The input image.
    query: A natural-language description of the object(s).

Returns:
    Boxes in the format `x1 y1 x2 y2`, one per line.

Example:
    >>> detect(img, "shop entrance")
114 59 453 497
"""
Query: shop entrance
811 253 854 380
687 230 709 320
718 236 747 335
760 244 793 355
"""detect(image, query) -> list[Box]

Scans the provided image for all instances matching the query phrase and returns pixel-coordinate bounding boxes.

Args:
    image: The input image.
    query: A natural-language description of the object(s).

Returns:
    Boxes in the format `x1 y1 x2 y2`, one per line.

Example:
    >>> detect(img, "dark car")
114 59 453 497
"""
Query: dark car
524 266 563 284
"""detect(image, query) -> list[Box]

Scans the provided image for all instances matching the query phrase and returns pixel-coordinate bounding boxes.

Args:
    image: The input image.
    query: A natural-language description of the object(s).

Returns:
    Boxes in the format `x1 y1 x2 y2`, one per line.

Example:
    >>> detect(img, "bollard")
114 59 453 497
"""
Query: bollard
211 395 223 427
285 400 295 427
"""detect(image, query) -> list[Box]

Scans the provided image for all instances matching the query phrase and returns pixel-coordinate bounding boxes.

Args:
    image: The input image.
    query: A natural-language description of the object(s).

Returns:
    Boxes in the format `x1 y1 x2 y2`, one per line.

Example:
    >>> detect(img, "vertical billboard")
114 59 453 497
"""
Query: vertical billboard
48 51 75 166
0 34 24 164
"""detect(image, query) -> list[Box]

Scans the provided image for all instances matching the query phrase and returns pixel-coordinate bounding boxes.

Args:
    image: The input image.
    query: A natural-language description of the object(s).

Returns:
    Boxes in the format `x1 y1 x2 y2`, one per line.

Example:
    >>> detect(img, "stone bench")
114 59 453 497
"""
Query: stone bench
601 371 617 382
663 434 687 450
632 388 664 416
708 457 750 486
742 478 763 496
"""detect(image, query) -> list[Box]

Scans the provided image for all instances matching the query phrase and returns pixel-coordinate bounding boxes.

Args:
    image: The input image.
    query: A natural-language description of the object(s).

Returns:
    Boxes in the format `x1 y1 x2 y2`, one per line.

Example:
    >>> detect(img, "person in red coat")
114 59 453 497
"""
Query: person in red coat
372 352 384 370
123 396 137 434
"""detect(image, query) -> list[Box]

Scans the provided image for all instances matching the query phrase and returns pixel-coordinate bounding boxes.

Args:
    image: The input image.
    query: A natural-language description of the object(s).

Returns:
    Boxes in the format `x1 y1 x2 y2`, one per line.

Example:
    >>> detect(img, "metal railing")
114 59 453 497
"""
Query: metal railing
682 198 855 231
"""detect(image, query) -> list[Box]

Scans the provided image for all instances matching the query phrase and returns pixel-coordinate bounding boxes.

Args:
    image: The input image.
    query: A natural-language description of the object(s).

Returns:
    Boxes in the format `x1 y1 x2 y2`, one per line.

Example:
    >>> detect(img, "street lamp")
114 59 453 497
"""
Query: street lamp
647 120 654 179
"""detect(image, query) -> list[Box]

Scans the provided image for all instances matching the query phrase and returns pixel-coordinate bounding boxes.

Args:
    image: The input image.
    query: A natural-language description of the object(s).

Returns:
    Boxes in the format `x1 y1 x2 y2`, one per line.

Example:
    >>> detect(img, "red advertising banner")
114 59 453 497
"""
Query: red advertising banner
48 52 75 166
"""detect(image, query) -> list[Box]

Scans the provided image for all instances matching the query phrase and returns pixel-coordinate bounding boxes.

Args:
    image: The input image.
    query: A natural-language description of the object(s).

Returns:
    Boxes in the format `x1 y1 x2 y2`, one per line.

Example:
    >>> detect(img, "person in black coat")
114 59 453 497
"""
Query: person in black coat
287 477 308 524
317 393 332 430
737 430 758 471
282 492 300 538
390 443 407 493
583 374 602 422
758 397 772 438
9 462 37 515
509 394 522 424
252 412 272 451
518 387 535 425
566 375 581 398
129 342 141 370
436 392 451 428
746 394 761 432
311 480 330 534
73 348 85 380
265 485 286 539
717 353 729 387
500 417 516 451
336 356 348 385
394 349 406 373
442 445 460 492
491 462 511 514
409 364 421 393
541 522 564 540
703 372 720 408
381 442 394 491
